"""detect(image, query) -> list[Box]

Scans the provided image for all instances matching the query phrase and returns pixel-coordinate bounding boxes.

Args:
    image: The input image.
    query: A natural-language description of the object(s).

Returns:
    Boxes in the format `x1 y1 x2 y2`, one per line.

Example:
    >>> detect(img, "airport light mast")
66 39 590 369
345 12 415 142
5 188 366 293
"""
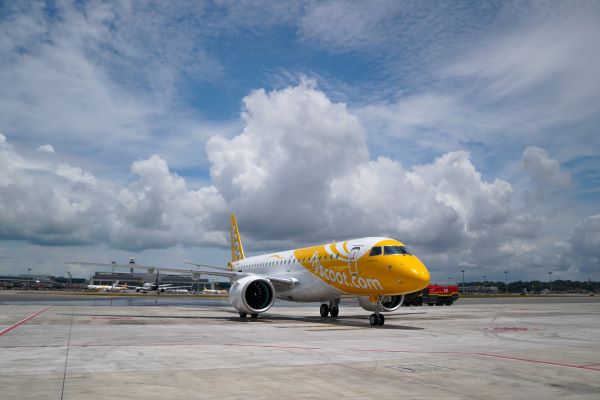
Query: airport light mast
461 270 465 294
504 271 509 294
548 271 553 294
482 275 486 294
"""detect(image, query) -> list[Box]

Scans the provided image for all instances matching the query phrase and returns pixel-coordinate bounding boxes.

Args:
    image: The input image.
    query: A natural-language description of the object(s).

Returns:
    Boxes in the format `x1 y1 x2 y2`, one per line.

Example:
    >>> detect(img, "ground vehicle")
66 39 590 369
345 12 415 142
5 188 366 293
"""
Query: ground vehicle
403 284 460 306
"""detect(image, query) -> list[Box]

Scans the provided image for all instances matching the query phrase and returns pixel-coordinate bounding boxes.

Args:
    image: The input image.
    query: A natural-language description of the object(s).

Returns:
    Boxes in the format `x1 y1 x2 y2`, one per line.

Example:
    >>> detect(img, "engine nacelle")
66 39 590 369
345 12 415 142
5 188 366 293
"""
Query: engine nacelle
358 295 404 312
229 276 275 314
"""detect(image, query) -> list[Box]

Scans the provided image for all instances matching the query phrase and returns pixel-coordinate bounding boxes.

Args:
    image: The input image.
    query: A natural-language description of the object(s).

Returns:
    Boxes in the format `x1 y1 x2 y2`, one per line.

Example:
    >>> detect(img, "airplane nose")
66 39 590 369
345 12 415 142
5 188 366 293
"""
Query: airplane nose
406 257 430 290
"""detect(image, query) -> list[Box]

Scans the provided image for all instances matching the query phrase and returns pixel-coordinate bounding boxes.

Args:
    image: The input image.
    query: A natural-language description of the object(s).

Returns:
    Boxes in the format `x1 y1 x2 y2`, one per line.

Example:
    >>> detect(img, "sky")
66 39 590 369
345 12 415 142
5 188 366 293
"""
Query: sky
1 0 599 283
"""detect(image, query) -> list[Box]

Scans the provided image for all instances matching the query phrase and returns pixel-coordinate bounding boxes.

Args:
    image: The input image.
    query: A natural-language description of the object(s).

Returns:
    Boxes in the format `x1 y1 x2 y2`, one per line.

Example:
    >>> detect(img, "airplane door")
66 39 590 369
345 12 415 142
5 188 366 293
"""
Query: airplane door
348 246 362 276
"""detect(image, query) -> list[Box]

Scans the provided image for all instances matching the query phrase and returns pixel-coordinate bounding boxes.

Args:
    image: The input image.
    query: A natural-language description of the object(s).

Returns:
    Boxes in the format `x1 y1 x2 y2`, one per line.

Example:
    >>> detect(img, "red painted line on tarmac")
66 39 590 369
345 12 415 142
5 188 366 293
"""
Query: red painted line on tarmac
467 353 600 372
352 348 600 372
221 343 322 350
0 306 51 337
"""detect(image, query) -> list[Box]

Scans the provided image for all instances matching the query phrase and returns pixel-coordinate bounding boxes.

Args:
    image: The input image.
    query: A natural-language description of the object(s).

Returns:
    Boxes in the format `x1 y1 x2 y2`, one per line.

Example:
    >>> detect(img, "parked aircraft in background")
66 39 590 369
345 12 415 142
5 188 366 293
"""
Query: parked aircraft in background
133 270 191 293
70 213 430 326
87 281 129 292
201 287 227 295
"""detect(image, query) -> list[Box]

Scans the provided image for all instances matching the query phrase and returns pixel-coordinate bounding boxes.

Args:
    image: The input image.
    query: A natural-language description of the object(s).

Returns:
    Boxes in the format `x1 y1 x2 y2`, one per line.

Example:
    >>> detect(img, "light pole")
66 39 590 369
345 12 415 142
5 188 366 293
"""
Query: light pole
548 271 553 294
67 271 72 291
27 267 32 290
504 271 509 294
482 275 486 294
461 270 465 294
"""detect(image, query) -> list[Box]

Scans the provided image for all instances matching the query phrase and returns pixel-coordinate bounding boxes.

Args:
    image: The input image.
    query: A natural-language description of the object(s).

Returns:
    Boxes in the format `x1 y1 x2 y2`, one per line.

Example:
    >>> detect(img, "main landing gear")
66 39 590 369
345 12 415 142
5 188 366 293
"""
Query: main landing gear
320 299 340 318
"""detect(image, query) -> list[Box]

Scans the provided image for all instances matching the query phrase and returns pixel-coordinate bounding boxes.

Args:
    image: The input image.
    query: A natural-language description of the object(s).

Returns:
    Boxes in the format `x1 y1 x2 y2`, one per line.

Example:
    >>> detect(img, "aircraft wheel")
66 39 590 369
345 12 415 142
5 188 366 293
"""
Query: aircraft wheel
377 314 385 326
330 305 339 318
239 312 247 318
320 304 329 318
250 313 258 319
369 314 378 326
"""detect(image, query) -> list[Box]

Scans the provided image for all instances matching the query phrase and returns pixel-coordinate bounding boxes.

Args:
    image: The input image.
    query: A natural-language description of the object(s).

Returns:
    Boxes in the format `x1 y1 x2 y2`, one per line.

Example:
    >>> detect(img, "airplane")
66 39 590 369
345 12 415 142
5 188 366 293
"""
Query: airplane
201 286 227 295
133 270 192 293
69 213 430 326
87 281 129 292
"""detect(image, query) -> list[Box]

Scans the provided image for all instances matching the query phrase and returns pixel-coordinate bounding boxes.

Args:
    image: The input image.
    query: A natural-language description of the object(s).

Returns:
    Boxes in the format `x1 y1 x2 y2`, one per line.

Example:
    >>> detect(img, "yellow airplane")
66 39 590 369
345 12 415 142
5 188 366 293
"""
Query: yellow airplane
190 214 430 326
71 214 430 326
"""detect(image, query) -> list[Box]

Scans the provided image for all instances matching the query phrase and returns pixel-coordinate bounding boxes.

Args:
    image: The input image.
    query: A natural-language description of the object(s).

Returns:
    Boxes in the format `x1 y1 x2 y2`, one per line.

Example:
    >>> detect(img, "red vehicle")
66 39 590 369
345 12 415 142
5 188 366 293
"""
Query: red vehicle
403 284 460 306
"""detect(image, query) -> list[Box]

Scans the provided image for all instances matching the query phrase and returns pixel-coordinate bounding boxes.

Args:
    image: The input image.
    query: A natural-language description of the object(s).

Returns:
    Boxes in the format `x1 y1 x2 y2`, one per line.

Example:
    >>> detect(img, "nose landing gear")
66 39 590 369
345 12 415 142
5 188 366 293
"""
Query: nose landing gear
369 313 385 326
369 296 385 326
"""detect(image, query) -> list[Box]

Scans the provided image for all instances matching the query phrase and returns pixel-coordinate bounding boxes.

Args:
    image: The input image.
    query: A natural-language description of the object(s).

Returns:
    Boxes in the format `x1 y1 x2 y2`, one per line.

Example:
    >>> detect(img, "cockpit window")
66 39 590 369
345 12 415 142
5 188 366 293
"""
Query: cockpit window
384 245 410 255
369 246 382 256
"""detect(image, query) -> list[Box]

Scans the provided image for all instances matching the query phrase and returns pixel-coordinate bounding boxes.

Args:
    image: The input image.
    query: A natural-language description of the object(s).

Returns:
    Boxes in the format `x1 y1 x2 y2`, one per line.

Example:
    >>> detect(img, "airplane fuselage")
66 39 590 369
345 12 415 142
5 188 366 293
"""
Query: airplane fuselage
232 237 430 303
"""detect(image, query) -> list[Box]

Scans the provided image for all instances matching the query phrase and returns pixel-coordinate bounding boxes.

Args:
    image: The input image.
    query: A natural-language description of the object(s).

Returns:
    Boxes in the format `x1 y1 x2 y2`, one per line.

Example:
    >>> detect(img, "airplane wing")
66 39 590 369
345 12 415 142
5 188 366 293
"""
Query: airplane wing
184 262 299 286
66 261 299 286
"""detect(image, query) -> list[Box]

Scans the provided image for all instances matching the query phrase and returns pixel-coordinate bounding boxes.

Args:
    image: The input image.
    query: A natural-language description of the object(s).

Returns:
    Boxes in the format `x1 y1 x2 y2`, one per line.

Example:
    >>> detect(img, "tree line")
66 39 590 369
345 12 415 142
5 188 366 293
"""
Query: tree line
460 280 599 293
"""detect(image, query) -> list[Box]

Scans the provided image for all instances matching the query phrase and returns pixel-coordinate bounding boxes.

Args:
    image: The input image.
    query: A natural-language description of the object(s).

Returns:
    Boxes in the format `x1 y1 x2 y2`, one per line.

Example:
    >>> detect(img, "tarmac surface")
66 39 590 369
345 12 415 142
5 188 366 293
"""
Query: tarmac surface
1 292 599 399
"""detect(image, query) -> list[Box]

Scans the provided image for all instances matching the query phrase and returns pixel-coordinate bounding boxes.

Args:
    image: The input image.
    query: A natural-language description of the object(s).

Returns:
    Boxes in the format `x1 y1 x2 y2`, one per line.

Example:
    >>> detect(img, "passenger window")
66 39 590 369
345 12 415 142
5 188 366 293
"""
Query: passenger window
369 246 382 256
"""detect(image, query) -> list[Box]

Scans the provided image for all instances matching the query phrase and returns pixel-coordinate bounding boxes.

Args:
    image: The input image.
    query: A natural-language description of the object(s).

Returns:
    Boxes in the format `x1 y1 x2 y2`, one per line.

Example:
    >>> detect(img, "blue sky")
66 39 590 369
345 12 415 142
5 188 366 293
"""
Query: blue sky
1 0 599 283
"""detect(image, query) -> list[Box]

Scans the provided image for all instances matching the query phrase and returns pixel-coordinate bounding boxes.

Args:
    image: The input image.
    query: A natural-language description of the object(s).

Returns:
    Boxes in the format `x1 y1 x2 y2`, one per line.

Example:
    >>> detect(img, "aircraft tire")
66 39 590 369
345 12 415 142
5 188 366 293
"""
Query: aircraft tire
369 314 378 326
320 304 329 318
377 314 385 326
239 312 247 318
330 305 339 318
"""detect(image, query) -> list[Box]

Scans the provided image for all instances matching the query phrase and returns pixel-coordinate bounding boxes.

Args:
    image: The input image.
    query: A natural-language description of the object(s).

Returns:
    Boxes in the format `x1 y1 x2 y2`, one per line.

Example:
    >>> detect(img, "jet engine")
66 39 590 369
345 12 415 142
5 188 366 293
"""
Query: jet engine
229 276 275 314
358 295 404 312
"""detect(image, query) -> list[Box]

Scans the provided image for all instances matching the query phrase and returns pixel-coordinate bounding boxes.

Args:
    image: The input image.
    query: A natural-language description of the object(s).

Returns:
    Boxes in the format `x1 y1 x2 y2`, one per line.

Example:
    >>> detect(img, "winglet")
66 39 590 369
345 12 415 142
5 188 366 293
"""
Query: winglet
230 213 245 264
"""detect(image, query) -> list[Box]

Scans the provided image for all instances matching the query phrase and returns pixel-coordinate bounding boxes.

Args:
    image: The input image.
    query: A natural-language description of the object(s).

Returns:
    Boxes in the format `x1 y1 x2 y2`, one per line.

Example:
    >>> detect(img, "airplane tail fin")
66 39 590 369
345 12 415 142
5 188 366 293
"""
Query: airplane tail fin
230 213 245 264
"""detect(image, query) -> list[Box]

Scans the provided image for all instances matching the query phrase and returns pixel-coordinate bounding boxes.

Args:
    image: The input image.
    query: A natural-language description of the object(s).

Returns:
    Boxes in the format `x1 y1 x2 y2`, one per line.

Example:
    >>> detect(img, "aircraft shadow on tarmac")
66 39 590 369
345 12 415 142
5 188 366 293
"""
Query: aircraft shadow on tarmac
64 311 426 330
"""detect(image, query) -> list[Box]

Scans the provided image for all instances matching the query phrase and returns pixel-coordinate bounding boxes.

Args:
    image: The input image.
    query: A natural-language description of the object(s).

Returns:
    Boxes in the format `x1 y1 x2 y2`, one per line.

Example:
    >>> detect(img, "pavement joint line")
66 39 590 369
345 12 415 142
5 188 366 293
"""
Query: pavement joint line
0 306 51 336
60 309 74 400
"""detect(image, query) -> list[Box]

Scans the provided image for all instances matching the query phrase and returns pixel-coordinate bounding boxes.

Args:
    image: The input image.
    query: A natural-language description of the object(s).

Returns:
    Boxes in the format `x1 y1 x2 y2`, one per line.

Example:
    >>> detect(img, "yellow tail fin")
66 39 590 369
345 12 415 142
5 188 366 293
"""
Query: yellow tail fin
230 213 245 263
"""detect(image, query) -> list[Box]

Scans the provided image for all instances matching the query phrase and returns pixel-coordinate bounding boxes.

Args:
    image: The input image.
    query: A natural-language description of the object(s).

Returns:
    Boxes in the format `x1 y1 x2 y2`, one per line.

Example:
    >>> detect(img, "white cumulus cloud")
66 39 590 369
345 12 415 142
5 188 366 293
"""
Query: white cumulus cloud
522 146 571 188
0 83 585 276
36 144 55 153
207 81 368 241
